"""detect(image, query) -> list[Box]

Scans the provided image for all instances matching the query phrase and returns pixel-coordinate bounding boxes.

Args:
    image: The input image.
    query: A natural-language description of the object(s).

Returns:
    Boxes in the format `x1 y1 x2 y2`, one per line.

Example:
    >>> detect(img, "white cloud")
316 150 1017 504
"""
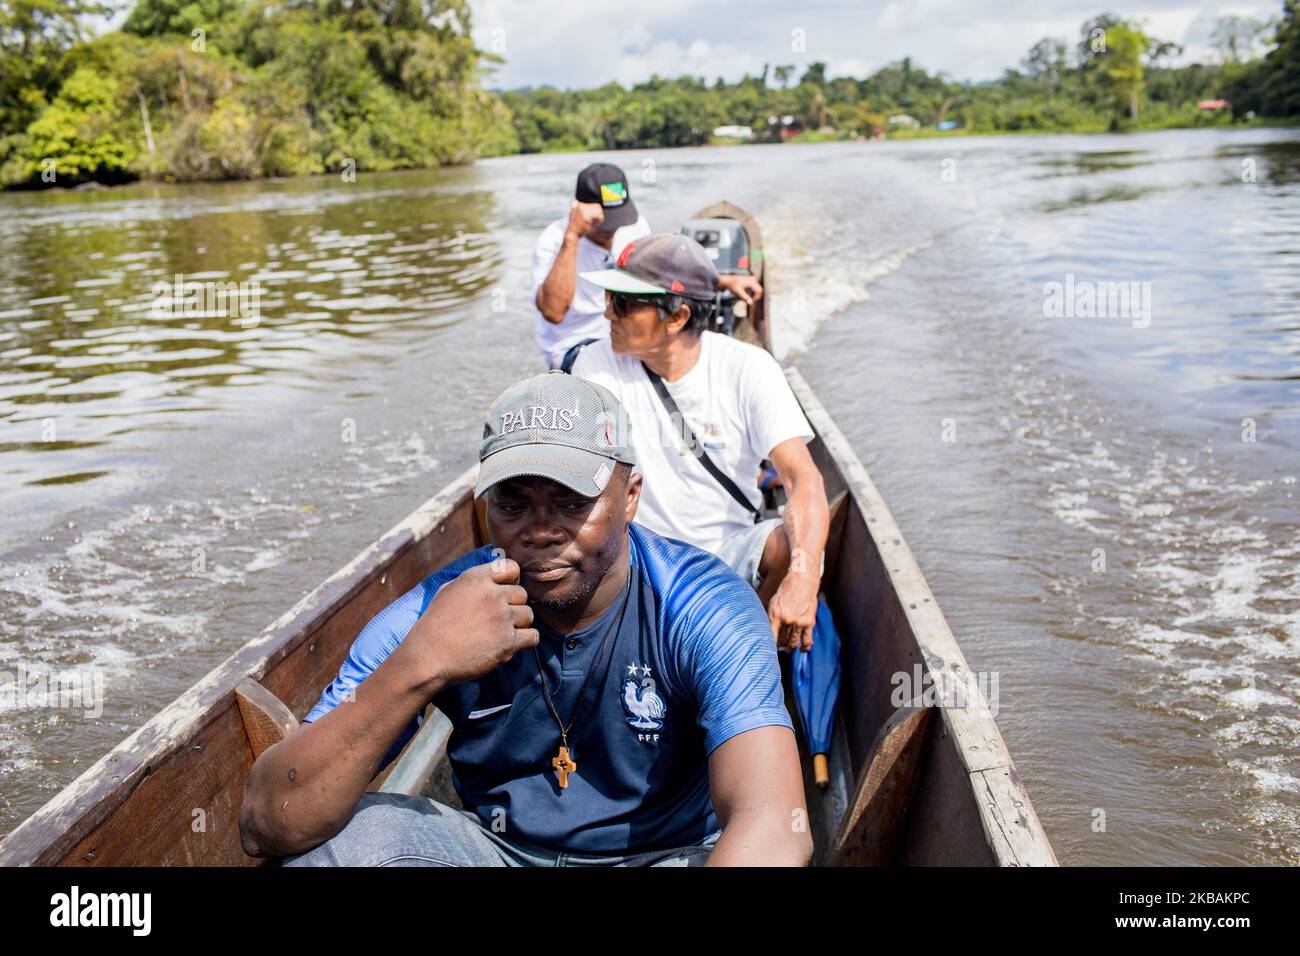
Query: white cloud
470 0 1284 89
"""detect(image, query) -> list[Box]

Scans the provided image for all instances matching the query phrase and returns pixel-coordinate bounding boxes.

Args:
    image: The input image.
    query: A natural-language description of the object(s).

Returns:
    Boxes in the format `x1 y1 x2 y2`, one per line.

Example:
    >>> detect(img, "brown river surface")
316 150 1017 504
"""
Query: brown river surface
1 129 1297 864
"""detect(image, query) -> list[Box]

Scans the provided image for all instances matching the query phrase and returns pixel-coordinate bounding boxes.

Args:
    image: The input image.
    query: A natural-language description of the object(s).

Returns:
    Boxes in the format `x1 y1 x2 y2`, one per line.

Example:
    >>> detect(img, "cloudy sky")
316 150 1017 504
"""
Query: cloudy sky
468 0 1281 90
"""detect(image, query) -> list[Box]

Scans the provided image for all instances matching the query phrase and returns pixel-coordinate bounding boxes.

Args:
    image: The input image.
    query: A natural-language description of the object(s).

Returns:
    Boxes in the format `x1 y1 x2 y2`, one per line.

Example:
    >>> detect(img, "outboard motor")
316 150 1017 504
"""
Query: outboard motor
680 217 751 336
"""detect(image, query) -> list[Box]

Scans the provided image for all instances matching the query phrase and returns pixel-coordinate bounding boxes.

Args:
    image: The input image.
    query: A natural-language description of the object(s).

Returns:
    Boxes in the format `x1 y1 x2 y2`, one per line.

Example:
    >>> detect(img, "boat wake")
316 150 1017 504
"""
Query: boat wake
760 202 933 361
1014 380 1300 862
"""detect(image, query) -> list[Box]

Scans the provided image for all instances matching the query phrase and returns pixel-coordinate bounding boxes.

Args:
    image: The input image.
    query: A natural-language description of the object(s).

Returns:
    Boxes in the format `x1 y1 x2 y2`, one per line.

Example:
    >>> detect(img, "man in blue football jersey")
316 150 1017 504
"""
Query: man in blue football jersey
239 372 810 866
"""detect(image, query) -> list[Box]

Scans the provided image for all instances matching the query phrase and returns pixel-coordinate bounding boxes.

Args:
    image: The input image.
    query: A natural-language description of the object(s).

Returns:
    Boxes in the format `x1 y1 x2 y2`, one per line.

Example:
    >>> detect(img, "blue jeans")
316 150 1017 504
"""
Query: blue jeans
282 793 721 867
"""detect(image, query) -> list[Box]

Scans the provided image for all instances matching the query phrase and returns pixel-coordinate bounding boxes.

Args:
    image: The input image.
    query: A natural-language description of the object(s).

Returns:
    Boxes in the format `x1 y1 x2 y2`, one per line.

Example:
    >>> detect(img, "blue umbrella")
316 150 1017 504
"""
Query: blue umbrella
792 596 842 787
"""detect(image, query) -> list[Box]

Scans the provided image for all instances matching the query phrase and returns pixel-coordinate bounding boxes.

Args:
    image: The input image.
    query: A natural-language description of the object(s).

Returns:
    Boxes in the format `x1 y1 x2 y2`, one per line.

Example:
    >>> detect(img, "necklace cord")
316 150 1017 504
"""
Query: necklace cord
534 569 634 747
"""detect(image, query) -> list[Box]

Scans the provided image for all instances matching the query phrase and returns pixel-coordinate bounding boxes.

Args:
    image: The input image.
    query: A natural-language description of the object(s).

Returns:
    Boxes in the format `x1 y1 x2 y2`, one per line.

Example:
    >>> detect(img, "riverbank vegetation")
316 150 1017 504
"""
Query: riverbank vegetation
0 0 518 187
2 1 1297 188
503 7 1300 151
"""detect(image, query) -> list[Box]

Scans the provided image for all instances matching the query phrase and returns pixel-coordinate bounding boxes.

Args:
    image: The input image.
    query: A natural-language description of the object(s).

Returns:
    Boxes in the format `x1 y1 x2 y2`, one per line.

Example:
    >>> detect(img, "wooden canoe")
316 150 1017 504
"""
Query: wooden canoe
0 204 1056 867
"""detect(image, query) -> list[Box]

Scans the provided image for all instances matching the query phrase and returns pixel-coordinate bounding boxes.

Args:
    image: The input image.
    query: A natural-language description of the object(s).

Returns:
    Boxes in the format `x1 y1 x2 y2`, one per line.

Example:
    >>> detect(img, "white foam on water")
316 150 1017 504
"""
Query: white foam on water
0 492 304 676
1226 756 1300 862
1 417 441 721
1228 757 1300 795
1138 560 1204 596
343 430 440 499
1130 623 1218 661
760 201 933 360
1046 486 1110 535
1002 359 1299 842
0 735 37 778
1216 711 1300 749
3 554 205 647
242 546 286 574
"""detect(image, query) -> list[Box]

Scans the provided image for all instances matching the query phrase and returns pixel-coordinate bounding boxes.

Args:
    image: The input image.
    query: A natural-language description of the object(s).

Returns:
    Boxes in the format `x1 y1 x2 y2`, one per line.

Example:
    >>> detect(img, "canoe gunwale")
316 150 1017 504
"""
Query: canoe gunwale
0 465 478 866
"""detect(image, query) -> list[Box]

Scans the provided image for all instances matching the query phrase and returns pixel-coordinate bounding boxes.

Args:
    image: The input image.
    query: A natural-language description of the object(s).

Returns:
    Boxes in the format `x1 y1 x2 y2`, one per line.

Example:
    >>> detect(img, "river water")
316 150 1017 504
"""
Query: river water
1 129 1297 864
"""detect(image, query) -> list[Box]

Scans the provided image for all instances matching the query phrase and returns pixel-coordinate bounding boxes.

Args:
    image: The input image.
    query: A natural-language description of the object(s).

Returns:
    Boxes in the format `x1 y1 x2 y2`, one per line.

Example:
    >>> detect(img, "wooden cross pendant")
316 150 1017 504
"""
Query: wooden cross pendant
552 745 577 789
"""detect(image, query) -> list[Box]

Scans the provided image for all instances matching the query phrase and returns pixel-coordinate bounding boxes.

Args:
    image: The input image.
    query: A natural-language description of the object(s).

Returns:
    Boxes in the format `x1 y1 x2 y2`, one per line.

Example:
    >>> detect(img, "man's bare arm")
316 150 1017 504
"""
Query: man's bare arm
767 436 828 651
536 201 604 324
705 725 811 866
238 660 440 858
238 560 538 858
716 273 763 305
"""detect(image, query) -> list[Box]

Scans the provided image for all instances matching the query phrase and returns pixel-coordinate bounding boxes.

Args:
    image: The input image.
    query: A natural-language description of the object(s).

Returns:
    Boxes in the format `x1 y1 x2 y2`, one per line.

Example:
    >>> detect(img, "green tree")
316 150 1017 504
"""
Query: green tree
5 0 515 187
123 0 241 37
1102 23 1149 119
1077 12 1125 65
1022 37 1068 90
800 61 826 87
1249 0 1300 116
1 0 117 133
1211 15 1268 64
21 65 136 183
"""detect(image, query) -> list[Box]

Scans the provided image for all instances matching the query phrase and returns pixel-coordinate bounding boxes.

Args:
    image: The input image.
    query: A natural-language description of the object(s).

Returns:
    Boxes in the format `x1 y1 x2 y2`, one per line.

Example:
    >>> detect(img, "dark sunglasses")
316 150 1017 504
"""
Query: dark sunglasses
608 291 666 318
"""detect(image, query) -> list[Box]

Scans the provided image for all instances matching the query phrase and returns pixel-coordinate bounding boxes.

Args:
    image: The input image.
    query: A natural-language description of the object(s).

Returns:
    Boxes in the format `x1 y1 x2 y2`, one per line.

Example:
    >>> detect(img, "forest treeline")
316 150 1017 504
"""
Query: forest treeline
1 1 1297 189
0 0 517 187
501 7 1300 150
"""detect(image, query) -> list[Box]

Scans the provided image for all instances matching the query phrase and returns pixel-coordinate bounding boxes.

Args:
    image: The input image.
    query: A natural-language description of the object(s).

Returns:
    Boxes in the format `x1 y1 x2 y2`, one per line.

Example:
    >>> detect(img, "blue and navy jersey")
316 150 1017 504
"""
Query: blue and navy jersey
303 522 793 854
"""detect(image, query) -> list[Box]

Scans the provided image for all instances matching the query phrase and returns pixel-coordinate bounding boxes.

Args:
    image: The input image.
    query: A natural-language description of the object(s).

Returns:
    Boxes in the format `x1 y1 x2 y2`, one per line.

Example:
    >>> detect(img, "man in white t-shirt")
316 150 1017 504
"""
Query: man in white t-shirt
532 164 652 369
570 233 829 651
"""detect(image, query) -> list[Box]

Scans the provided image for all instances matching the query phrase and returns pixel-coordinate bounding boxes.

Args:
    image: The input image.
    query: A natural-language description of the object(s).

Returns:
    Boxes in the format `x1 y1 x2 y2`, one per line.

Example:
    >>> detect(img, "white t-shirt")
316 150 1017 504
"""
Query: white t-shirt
571 332 814 553
531 215 652 368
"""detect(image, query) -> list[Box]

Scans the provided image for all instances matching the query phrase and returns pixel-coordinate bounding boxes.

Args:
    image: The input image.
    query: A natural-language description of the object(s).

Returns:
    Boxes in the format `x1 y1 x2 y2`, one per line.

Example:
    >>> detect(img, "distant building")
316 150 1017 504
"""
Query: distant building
712 125 754 140
887 114 921 131
1197 99 1229 111
765 114 805 141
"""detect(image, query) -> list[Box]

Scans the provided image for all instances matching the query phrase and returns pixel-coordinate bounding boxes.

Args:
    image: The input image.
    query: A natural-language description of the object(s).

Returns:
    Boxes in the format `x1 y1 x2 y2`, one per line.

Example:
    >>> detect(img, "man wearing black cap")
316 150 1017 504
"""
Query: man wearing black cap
571 233 830 655
533 164 762 369
240 372 811 866
533 164 652 369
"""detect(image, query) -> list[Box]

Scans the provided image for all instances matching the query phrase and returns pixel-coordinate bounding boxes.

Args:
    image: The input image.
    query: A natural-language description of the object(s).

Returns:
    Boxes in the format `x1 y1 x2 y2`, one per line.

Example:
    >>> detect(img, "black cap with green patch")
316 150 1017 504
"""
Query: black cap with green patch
575 163 637 230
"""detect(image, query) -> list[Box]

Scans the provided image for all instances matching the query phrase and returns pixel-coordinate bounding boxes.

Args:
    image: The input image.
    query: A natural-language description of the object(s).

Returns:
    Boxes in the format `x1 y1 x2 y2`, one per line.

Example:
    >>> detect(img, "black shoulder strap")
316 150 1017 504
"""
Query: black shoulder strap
559 338 599 374
640 362 762 524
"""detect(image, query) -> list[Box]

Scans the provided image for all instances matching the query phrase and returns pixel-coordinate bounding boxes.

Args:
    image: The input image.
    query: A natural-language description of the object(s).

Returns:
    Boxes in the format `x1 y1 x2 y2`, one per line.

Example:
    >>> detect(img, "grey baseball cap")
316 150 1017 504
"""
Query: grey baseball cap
582 232 721 299
476 371 637 499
